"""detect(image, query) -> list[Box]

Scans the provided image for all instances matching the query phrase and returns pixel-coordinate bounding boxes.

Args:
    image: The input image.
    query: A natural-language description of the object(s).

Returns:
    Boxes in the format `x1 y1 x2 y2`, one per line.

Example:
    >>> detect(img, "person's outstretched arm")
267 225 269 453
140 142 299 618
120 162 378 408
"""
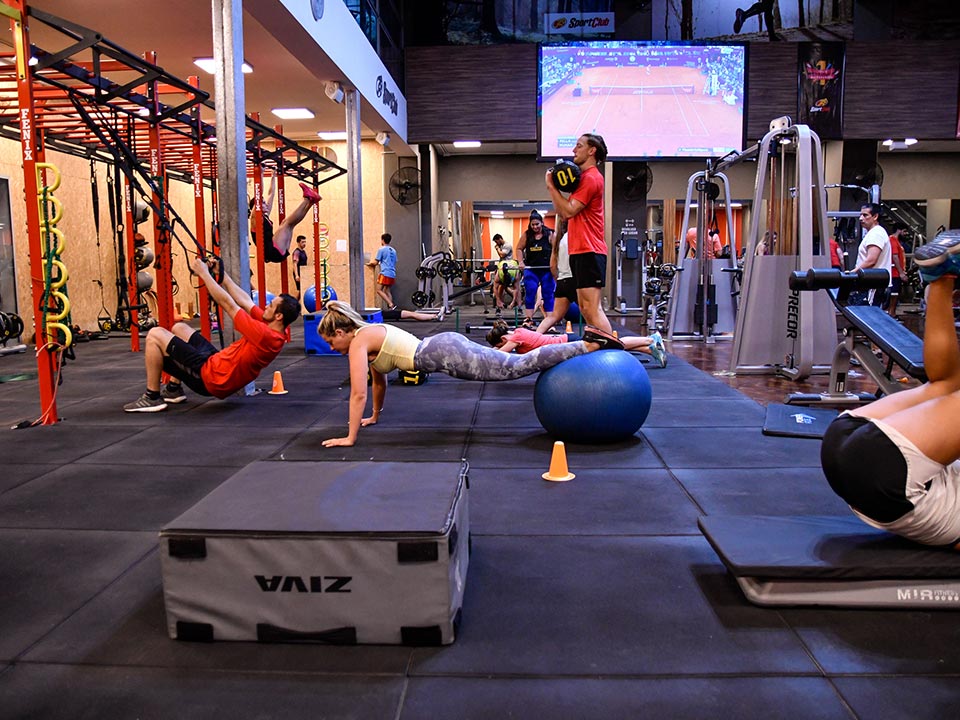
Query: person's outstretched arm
192 257 241 319
261 170 276 215
323 333 377 447
219 268 256 314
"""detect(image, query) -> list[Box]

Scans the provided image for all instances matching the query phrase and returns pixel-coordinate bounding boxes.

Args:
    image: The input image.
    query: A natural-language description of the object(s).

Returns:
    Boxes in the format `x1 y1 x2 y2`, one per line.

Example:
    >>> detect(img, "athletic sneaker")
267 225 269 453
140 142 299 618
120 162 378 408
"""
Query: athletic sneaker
733 8 744 33
918 254 960 284
299 182 321 204
436 307 447 322
913 231 960 267
649 331 667 368
161 382 187 404
123 393 167 413
582 327 625 351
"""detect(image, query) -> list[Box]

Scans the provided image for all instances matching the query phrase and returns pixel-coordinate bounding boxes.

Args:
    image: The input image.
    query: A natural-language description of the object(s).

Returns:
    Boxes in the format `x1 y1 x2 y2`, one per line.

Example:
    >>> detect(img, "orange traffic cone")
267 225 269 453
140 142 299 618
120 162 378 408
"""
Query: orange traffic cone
542 441 575 482
565 320 573 333
268 370 288 395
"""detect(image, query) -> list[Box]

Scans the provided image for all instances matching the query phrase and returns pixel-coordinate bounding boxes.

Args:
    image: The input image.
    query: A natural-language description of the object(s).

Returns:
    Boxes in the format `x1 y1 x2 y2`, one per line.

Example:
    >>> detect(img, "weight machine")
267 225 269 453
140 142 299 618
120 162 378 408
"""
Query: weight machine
666 170 739 342
728 118 837 380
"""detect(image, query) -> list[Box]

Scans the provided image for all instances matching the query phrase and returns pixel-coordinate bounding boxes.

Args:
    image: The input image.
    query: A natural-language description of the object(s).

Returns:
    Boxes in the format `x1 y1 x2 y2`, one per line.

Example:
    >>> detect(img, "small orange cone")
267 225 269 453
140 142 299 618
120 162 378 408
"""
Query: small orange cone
268 370 288 395
542 441 575 482
612 329 619 338
565 320 573 333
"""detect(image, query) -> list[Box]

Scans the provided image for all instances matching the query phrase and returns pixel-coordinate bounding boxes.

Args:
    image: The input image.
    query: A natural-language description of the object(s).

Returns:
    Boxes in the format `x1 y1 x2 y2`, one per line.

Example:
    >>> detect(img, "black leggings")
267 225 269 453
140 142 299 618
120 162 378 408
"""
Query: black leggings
414 332 587 381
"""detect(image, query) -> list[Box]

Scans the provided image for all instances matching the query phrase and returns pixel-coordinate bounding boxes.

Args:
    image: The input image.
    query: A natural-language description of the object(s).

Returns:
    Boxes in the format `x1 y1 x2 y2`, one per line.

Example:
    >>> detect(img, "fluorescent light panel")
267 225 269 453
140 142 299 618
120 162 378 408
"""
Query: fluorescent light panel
193 57 253 74
317 131 347 141
272 107 315 120
453 140 481 148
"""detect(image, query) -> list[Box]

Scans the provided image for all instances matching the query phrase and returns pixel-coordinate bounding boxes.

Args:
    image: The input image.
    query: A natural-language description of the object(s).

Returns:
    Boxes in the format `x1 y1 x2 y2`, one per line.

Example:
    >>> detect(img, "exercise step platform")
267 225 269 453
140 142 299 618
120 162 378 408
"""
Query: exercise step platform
161 460 469 645
699 515 960 609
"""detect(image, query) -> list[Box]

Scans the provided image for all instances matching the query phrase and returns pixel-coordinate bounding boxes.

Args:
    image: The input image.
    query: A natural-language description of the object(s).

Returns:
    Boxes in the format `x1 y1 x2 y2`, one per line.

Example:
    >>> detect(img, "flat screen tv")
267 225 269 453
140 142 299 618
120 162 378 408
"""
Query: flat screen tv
539 41 747 161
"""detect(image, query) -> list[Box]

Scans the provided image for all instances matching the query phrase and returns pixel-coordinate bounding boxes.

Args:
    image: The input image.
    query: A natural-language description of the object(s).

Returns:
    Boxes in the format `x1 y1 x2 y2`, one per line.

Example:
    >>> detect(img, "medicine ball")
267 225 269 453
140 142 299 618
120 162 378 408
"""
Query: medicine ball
303 285 337 313
251 290 276 306
550 159 582 193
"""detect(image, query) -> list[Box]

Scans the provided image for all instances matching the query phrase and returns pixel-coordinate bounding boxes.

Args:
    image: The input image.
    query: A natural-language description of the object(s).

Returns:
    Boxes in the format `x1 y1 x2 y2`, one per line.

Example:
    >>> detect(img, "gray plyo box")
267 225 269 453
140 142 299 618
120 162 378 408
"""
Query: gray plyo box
160 461 469 645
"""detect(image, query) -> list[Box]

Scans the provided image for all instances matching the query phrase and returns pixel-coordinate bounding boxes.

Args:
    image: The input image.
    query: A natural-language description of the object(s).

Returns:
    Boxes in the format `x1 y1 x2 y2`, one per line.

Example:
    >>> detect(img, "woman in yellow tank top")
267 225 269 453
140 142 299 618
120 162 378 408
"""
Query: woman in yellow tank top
317 301 621 447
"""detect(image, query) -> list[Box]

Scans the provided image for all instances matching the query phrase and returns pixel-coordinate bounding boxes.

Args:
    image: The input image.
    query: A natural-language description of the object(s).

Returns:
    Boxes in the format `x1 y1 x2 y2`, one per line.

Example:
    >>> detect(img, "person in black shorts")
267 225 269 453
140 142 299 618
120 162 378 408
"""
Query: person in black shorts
292 235 308 298
250 170 321 263
820 231 960 547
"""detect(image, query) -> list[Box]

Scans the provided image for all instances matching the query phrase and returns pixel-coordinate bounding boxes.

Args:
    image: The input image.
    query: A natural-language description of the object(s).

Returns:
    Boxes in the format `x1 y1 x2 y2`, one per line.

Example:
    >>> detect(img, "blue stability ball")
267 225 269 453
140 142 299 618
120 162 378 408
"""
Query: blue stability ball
534 351 652 443
304 285 337 313
251 290 276 306
565 302 581 322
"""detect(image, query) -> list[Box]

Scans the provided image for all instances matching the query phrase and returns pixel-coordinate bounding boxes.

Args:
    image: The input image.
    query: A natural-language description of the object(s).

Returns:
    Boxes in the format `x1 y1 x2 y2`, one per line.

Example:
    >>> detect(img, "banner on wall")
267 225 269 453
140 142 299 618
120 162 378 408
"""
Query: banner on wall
544 12 615 36
798 42 845 140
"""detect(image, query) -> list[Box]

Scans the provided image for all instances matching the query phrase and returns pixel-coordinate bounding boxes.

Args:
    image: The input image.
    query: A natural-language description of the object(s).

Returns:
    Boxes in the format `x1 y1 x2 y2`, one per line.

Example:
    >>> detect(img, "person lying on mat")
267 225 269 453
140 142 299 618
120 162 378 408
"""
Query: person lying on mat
123 257 300 412
485 319 667 368
317 300 623 447
820 230 960 548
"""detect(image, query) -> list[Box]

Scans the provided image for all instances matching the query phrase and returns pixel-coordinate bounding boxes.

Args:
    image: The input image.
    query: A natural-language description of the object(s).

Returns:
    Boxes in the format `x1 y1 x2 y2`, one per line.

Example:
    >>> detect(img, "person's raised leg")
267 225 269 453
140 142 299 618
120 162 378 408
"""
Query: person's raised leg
272 185 321 256
852 272 960 464
576 286 612 333
536 296 570 334
124 326 173 412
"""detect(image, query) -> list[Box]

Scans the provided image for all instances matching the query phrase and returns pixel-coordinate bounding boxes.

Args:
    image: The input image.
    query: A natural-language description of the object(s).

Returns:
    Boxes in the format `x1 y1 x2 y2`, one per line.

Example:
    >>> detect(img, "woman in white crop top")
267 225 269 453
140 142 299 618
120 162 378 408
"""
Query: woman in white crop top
316 301 621 447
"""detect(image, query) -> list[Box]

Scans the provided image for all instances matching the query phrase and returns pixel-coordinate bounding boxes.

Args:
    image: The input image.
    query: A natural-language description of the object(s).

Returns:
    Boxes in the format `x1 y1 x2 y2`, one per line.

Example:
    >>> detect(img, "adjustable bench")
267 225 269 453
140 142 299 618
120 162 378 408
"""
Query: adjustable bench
785 268 926 406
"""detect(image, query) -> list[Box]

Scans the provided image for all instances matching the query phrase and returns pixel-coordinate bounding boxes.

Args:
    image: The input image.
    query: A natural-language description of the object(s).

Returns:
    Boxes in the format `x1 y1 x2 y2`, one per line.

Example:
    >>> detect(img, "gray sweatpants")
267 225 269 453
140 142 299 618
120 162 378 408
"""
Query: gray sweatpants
414 332 587 381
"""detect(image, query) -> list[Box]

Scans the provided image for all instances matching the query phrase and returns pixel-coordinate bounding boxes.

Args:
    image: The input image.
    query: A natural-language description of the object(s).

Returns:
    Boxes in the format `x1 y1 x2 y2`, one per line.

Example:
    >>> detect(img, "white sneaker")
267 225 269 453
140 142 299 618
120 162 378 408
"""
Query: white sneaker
649 331 667 368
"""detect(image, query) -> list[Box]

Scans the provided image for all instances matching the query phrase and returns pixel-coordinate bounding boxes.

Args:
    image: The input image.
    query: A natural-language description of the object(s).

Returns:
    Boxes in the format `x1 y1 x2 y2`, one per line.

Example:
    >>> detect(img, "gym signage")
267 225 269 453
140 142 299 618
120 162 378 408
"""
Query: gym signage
376 74 399 117
544 12 615 36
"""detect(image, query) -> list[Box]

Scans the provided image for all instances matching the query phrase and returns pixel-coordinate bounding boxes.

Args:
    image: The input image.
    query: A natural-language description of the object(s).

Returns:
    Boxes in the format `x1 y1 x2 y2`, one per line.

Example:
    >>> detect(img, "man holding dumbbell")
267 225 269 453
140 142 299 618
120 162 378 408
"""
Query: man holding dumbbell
545 133 620 344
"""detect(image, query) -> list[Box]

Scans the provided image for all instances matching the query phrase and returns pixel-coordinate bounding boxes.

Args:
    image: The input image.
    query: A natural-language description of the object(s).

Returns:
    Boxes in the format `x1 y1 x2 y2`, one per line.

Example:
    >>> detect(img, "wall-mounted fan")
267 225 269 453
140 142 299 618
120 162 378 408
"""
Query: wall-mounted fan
389 166 422 205
622 163 654 202
851 161 884 188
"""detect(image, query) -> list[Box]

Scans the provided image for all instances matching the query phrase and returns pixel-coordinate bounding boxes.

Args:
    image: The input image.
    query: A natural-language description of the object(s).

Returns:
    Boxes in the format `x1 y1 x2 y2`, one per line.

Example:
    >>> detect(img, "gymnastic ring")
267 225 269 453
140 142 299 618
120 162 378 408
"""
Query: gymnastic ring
317 236 329 249
46 321 72 348
47 259 68 289
38 194 64 226
40 226 66 257
45 290 71 322
317 248 329 261
317 223 329 236
36 162 62 192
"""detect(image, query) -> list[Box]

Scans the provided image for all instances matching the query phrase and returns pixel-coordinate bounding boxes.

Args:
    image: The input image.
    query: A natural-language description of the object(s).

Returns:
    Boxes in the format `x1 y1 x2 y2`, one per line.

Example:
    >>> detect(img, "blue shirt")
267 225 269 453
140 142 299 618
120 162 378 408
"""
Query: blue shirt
375 245 397 278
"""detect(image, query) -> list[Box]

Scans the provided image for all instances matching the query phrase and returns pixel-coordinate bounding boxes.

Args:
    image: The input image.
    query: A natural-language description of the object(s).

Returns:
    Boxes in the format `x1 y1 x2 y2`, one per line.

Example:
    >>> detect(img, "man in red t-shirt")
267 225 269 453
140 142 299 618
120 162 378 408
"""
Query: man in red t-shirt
124 257 300 412
545 133 620 346
886 226 907 316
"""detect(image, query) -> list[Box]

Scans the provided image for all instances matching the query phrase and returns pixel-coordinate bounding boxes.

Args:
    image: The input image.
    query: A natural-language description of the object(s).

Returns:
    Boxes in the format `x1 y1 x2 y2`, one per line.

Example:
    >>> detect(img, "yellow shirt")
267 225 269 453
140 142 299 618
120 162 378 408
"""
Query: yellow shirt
360 323 419 373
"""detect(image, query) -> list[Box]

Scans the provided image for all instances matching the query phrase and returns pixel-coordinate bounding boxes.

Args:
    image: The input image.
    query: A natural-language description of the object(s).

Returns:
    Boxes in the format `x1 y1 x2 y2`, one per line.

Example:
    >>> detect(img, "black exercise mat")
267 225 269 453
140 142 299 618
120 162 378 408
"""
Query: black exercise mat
467 467 700 536
763 403 838 439
400 676 855 720
642 427 823 468
408 535 818 676
22 552 413 674
277 425 470 463
645 396 765 428
466 428 663 469
673 468 850 517
0 463 235 531
0 528 154 660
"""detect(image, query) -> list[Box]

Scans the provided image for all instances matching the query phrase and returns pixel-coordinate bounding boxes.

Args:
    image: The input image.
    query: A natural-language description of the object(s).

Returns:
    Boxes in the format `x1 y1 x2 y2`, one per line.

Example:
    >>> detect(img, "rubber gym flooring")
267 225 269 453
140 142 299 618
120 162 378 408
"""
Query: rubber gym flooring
0 308 958 719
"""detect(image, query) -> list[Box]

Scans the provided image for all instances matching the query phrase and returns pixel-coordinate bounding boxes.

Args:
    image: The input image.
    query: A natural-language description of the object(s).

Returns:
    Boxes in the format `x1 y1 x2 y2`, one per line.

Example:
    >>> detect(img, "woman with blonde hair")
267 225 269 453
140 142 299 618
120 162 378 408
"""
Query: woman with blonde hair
317 301 622 447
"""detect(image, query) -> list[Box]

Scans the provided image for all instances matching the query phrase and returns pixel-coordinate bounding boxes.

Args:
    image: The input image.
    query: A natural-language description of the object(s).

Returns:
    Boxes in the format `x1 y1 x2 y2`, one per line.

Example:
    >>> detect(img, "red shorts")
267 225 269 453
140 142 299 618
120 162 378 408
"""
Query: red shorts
378 275 395 286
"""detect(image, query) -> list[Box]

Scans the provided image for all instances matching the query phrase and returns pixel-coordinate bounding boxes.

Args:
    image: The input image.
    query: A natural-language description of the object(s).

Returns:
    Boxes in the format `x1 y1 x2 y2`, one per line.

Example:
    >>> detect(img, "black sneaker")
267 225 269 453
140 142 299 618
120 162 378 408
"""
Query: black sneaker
123 393 167 413
161 383 187 404
914 231 960 267
582 327 625 351
733 8 744 33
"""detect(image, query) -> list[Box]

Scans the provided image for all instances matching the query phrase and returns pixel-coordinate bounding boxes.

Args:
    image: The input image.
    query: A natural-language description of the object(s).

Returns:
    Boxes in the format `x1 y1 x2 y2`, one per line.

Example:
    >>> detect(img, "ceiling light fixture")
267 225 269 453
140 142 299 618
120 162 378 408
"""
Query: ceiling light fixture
882 138 919 150
453 140 481 149
271 107 315 120
193 57 253 74
317 131 347 141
